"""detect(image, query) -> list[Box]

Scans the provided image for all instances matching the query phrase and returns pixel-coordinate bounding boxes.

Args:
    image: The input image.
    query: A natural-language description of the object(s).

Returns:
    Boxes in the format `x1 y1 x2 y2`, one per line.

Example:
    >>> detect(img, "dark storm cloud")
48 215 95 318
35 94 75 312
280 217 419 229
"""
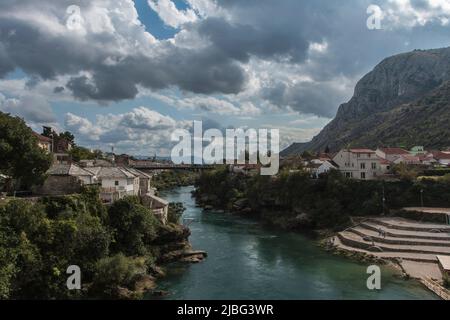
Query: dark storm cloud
0 0 246 102
66 48 245 102
0 0 449 117
196 17 309 63
262 82 349 118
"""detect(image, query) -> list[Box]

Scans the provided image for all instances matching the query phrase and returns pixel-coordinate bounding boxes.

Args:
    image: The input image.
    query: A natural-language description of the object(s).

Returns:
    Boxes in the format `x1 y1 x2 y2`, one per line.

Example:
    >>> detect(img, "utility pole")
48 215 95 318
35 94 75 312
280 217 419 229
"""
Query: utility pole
420 189 424 208
382 182 386 216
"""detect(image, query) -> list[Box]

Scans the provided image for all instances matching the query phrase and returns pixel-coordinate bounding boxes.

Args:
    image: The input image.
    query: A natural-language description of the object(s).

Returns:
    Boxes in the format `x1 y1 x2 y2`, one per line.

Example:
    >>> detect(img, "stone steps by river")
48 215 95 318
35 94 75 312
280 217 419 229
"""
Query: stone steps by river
335 216 450 285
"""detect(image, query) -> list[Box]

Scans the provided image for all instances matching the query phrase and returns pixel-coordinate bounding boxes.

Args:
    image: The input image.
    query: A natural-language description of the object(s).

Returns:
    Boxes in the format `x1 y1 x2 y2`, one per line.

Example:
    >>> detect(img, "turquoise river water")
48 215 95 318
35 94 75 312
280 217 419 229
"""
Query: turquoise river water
153 186 437 300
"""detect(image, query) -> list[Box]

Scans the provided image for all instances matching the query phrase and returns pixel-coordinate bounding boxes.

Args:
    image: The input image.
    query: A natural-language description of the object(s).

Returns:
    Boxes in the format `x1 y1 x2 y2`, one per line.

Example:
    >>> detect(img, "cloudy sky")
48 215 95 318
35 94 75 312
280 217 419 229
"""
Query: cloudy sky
0 0 449 155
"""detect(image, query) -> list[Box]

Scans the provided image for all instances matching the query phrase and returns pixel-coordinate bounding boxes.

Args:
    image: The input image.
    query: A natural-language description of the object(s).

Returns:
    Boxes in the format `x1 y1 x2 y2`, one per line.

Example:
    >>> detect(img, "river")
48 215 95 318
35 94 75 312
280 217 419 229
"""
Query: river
154 186 437 300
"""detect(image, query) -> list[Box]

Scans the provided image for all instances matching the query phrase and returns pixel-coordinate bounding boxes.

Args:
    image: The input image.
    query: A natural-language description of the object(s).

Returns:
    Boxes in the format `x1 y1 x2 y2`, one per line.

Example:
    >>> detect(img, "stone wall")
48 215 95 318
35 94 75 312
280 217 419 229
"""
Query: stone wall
35 176 82 195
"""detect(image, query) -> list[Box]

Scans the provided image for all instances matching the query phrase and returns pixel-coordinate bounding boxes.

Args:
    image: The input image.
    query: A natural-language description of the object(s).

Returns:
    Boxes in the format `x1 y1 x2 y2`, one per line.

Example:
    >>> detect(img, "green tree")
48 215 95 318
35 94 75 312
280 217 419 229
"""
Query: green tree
69 146 97 162
90 254 146 298
108 197 160 256
58 131 75 145
0 112 52 189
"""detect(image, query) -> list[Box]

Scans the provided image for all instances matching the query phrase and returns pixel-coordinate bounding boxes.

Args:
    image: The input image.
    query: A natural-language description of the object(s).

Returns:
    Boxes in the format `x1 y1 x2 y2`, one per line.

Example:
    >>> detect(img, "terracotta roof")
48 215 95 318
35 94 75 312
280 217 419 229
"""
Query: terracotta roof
432 151 450 160
378 147 409 155
376 156 391 165
349 149 375 153
395 154 420 162
33 132 51 143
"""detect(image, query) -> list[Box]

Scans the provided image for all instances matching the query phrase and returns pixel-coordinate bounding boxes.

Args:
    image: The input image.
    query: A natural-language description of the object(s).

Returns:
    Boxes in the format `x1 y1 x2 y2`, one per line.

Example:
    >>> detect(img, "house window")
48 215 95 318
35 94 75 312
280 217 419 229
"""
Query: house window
345 172 351 178
360 163 366 169
115 181 119 186
371 163 377 170
361 172 366 179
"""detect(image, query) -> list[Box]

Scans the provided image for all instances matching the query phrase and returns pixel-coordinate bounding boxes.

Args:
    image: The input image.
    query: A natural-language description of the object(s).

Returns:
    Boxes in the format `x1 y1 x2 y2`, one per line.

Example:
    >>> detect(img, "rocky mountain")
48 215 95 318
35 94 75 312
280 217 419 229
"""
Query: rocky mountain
281 47 450 156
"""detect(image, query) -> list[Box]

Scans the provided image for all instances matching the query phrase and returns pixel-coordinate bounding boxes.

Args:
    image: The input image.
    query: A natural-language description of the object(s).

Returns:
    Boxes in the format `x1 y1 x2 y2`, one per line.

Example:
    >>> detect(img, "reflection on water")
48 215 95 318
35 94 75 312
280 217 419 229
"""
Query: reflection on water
152 186 437 300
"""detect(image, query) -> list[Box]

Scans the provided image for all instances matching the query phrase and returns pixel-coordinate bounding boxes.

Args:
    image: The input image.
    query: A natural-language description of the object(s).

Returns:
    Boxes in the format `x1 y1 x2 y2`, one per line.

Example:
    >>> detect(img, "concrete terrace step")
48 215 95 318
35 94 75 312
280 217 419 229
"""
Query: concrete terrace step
367 217 450 233
359 221 450 241
334 237 440 263
350 226 450 247
338 231 450 256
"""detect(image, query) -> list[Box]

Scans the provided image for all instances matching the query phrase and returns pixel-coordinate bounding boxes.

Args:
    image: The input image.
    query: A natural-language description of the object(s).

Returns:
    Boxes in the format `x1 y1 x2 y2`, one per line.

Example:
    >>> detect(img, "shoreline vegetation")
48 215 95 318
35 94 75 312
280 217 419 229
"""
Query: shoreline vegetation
194 166 450 232
193 166 450 294
0 186 204 299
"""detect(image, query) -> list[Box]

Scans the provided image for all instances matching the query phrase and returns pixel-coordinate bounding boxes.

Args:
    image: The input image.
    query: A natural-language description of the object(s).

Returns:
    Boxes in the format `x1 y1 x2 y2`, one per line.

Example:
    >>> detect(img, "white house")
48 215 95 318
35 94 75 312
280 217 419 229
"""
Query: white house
332 149 383 180
376 147 410 162
122 167 153 195
315 160 338 177
431 151 450 166
84 166 140 202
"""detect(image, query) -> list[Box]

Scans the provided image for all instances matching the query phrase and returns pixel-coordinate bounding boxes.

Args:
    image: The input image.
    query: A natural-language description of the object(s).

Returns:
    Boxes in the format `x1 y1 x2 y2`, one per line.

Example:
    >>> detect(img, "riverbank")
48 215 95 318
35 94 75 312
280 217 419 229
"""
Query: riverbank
152 186 436 300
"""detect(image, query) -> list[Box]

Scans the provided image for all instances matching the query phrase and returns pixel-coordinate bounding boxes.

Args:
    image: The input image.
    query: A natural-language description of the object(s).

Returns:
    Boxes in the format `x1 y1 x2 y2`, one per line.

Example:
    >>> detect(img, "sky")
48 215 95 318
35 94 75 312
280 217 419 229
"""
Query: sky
0 0 449 156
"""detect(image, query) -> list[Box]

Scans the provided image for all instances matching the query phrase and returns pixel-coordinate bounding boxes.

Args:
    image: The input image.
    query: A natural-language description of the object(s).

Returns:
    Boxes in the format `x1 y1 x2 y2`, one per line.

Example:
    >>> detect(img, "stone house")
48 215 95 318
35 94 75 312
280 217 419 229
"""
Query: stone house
36 163 96 195
141 193 169 225
122 167 153 195
84 166 140 203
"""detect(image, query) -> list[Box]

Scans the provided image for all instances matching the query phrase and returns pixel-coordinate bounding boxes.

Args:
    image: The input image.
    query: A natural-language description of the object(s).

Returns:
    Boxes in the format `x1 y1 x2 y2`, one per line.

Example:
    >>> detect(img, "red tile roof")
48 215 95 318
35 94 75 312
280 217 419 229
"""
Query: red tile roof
379 147 409 155
432 151 450 160
376 156 391 165
349 149 375 154
396 154 421 162
33 132 51 143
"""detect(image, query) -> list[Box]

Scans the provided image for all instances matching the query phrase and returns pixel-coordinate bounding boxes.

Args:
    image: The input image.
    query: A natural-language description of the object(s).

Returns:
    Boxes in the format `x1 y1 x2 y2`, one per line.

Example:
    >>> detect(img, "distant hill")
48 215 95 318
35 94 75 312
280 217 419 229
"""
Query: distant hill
282 47 450 156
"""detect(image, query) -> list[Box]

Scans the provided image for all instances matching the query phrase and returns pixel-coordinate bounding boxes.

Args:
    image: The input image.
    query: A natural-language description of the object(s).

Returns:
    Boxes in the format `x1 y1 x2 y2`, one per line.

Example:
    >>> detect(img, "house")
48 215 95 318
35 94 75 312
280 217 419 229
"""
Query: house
84 166 140 203
54 138 72 154
392 154 422 165
33 132 52 153
36 163 96 195
315 160 338 177
305 163 321 178
122 167 153 195
410 146 426 156
115 154 131 166
141 193 169 225
332 149 383 180
378 157 392 172
79 159 113 168
430 151 450 166
376 147 410 162
229 164 261 175
417 153 437 166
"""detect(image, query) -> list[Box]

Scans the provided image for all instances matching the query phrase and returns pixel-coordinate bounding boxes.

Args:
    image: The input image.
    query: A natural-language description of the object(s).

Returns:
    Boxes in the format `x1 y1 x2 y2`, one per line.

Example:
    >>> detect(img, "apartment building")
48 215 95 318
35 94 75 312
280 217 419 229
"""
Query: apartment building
332 149 382 180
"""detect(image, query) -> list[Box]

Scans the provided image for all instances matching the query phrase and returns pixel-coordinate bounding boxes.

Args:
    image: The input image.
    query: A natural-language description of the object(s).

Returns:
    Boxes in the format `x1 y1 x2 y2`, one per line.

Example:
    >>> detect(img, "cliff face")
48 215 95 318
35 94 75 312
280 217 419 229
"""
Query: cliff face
282 47 450 155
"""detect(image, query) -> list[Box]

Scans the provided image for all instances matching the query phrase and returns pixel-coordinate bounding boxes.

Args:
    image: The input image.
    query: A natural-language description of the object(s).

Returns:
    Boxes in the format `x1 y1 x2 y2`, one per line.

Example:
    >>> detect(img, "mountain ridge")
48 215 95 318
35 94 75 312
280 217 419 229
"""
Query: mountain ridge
282 47 450 156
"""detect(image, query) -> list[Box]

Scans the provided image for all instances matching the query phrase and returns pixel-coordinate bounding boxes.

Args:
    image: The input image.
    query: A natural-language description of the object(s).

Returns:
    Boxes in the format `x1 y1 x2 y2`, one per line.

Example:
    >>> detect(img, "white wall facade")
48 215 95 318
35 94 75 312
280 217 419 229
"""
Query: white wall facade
333 150 382 180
